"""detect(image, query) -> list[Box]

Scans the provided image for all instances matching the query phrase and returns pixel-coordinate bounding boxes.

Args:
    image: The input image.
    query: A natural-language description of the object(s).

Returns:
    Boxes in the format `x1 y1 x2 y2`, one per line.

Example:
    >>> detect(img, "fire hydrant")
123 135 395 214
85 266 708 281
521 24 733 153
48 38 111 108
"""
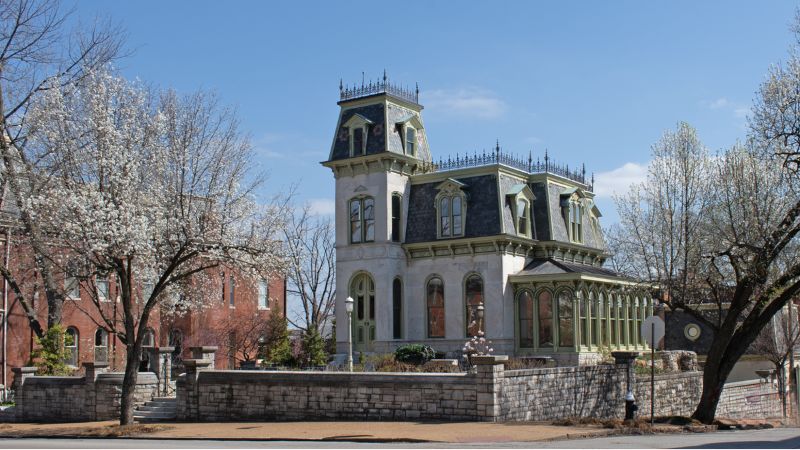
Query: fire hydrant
624 391 638 421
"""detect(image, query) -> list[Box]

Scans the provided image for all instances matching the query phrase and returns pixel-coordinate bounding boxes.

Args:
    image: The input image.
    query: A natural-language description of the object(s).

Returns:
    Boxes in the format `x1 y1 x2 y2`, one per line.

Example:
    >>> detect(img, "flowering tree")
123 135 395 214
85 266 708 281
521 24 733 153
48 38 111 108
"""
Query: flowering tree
25 68 287 424
0 0 123 335
608 122 800 424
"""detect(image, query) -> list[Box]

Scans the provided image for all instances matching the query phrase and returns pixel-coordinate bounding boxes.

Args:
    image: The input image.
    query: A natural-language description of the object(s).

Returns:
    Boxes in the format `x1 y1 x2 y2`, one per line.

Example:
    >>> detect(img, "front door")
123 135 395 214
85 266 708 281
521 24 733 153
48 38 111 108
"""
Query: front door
351 273 375 352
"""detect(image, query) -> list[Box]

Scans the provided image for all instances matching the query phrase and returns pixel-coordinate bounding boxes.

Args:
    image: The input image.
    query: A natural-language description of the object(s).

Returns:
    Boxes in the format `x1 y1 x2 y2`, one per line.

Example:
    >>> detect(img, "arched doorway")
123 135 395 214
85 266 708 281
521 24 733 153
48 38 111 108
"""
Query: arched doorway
350 273 375 352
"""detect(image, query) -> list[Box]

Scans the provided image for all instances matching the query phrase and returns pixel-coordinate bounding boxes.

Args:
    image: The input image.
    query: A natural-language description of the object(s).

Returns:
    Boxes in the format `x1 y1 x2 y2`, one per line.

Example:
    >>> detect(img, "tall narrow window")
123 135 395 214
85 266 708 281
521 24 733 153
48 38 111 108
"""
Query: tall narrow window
440 197 450 237
598 294 607 346
518 290 534 348
350 199 362 243
65 271 80 299
426 277 445 338
609 296 618 347
452 197 462 236
353 127 364 155
406 127 416 156
589 292 597 347
258 279 269 309
94 328 109 363
96 277 110 301
65 327 78 366
580 294 589 347
349 197 375 243
517 199 529 236
537 291 554 348
392 278 402 339
569 201 584 243
391 194 401 242
229 275 235 307
558 290 574 347
465 274 484 337
628 298 636 347
635 297 643 347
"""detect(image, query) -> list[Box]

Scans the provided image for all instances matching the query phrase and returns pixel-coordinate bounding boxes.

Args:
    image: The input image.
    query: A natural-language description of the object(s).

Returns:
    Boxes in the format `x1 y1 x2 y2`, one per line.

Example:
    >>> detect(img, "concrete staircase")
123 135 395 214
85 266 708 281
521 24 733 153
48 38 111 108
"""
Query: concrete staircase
133 397 176 422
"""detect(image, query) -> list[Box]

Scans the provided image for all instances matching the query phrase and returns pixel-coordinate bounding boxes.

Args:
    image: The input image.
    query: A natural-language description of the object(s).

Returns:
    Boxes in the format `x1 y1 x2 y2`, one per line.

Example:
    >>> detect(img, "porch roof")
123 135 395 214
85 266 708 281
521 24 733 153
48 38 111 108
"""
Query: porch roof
509 258 636 285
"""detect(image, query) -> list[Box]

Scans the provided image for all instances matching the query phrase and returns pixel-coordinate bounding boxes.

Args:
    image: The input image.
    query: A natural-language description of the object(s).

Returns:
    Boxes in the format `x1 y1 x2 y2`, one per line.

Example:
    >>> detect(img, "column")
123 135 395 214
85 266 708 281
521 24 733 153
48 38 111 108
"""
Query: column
473 355 507 421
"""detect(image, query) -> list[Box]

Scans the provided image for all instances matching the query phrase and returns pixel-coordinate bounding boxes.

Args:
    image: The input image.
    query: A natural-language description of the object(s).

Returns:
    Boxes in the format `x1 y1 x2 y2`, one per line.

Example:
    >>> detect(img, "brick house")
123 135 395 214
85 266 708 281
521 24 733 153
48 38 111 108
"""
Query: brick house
0 231 287 390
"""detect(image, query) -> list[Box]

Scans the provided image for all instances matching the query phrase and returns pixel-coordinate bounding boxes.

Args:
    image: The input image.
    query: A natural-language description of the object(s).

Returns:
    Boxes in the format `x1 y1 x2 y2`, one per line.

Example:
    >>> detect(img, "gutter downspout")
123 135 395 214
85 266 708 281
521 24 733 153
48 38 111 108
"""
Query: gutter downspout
2 229 8 400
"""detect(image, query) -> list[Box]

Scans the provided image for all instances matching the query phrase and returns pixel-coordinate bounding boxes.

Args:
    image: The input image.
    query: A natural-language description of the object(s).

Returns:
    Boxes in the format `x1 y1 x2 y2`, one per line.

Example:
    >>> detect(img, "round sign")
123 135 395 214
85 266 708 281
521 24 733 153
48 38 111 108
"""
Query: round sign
641 315 665 347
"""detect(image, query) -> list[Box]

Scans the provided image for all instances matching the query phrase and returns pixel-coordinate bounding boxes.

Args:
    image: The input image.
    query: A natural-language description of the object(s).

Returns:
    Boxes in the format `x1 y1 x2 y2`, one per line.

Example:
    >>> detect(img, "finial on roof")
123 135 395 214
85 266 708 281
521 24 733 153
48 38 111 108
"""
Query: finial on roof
339 78 343 93
544 149 549 171
582 163 586 181
383 69 387 83
591 172 595 187
528 150 533 171
415 82 419 97
495 139 500 154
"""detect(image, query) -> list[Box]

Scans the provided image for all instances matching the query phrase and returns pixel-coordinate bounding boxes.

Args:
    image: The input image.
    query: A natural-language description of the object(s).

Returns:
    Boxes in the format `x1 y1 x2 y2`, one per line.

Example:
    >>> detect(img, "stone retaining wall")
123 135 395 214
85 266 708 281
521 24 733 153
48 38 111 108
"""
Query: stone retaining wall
10 363 158 422
716 380 782 419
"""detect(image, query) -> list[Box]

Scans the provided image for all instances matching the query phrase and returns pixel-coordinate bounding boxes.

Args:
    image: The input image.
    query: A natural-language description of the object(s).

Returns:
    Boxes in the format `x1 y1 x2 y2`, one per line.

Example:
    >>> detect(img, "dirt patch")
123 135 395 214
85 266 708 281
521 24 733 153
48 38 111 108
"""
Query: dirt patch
0 422 173 438
551 416 716 435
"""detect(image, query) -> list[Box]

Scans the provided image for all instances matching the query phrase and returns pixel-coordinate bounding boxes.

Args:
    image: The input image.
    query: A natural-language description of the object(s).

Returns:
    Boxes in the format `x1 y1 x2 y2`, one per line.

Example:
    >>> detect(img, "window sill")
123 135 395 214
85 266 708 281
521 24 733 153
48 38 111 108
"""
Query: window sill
258 306 271 311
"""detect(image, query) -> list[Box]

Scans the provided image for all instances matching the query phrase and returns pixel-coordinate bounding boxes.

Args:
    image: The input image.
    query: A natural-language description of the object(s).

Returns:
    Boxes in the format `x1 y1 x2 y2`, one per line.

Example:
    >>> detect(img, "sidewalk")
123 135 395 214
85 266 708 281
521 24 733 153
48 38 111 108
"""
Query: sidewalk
0 421 612 444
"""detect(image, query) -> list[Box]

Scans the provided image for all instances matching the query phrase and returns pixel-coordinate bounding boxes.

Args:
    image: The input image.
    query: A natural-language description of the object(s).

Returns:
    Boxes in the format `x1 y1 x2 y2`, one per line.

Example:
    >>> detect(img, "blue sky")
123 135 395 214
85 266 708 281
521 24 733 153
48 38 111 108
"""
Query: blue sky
74 0 797 223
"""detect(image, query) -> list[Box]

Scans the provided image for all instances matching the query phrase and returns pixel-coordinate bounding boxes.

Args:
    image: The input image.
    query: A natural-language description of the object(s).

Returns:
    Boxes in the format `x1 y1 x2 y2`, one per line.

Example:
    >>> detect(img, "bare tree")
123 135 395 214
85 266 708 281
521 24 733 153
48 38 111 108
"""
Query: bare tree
0 0 124 335
25 68 288 424
283 208 335 336
750 303 800 417
609 122 800 423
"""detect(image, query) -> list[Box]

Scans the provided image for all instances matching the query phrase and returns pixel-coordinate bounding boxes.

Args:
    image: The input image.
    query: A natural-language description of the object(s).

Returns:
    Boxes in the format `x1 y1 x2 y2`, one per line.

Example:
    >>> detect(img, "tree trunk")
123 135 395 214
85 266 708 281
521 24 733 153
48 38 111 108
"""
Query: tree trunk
119 341 141 425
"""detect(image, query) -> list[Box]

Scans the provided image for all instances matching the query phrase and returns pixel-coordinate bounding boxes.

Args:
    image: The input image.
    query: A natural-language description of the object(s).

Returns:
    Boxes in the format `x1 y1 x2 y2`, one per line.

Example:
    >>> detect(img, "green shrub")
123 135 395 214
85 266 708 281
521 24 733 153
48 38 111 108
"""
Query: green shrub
394 344 435 365
31 324 74 376
300 327 327 367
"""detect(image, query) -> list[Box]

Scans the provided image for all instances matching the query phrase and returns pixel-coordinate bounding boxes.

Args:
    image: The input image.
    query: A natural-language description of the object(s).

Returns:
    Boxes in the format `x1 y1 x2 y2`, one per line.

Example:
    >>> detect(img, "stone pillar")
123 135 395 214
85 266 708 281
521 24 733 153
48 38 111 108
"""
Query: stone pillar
82 361 108 421
473 355 507 422
10 367 36 417
611 351 639 419
177 359 212 421
189 346 218 368
148 346 174 396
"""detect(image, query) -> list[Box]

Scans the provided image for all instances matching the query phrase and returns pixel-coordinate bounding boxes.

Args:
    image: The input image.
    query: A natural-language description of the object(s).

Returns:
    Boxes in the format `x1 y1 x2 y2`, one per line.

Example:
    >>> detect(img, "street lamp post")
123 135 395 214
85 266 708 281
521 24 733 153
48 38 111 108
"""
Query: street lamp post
345 296 354 372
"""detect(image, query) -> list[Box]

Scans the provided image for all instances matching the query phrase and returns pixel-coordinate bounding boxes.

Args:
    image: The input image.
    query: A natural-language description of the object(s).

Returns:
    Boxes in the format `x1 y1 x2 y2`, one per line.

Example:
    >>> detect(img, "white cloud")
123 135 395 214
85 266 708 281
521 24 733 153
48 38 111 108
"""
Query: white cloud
708 97 730 109
308 198 335 216
423 87 507 119
593 162 648 198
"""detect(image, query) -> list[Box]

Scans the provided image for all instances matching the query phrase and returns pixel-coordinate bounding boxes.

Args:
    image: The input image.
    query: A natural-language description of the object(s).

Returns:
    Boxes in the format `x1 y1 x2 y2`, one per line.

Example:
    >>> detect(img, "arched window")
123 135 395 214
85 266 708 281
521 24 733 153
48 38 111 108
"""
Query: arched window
391 193 402 242
94 328 108 363
558 290 574 347
349 197 375 243
142 328 155 347
426 277 445 338
392 278 402 339
440 197 450 237
65 327 78 366
609 295 618 347
589 291 597 347
517 290 534 348
537 290 554 348
169 328 183 366
464 274 484 337
579 292 589 347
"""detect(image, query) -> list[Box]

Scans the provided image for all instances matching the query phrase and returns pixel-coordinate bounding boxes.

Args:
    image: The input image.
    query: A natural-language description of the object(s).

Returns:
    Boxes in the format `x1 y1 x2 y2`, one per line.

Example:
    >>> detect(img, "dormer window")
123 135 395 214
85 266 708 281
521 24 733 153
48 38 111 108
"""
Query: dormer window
405 126 416 156
517 199 529 236
343 114 373 157
350 196 375 243
560 188 587 244
435 179 467 239
569 200 584 243
507 183 535 238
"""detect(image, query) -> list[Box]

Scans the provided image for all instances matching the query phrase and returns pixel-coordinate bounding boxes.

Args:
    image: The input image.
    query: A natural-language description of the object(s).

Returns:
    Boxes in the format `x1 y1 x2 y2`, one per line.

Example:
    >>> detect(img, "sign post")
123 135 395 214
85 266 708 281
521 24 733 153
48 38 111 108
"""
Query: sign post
641 315 665 427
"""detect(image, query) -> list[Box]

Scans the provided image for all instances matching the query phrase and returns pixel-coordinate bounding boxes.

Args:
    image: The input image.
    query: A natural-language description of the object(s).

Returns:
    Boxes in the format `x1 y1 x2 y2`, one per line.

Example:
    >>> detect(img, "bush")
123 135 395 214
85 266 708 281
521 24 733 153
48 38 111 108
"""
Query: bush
31 324 74 376
394 344 435 365
300 327 327 367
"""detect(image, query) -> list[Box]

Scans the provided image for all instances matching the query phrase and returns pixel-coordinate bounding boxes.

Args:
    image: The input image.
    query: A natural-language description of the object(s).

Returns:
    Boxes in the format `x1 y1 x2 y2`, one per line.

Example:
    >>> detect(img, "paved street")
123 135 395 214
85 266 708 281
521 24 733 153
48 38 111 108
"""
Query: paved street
0 428 798 449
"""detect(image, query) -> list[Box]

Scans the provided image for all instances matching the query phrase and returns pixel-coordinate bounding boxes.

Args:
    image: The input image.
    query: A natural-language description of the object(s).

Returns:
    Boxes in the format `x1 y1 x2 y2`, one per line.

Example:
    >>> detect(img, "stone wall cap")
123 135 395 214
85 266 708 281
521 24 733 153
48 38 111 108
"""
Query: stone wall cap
472 355 509 365
183 359 213 368
156 346 175 353
189 346 218 352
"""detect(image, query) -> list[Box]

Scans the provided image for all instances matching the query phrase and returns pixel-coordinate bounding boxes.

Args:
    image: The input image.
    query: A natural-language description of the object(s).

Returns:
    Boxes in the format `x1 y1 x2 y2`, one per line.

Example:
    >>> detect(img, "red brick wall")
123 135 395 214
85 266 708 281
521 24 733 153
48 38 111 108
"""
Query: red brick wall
0 239 286 386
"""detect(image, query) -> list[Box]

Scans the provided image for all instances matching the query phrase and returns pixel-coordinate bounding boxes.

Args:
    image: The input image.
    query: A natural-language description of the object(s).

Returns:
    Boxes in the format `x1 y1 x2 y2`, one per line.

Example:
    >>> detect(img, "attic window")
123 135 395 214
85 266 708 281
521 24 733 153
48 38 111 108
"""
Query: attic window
406 126 416 156
434 179 467 239
507 183 535 238
517 199 529 236
352 128 365 155
569 200 584 244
